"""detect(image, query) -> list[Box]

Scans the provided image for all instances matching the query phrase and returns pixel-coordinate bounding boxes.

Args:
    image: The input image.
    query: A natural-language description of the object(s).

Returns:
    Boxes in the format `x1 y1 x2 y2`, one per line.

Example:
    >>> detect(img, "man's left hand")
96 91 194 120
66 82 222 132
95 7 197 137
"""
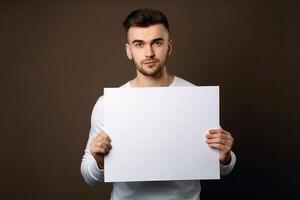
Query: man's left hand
206 128 234 165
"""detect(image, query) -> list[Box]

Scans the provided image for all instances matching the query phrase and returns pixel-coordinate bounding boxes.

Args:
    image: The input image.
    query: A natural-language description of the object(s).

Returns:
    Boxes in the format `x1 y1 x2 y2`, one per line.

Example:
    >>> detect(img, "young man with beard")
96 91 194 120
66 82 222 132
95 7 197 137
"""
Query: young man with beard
81 8 236 200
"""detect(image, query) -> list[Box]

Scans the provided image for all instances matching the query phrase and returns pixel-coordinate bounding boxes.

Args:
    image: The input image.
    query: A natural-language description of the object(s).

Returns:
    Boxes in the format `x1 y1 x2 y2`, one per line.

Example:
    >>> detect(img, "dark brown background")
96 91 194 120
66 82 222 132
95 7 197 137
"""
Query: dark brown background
1 1 299 200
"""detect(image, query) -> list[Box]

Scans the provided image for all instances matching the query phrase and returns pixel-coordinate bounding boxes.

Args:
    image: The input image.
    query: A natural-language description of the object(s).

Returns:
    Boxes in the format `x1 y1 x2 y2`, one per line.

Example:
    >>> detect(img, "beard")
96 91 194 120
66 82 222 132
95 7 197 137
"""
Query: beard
132 55 168 77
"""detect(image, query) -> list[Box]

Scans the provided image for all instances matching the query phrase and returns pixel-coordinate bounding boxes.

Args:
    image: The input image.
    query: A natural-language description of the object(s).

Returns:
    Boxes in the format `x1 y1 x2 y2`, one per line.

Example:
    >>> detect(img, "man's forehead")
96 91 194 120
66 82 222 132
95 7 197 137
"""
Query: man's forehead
127 24 169 42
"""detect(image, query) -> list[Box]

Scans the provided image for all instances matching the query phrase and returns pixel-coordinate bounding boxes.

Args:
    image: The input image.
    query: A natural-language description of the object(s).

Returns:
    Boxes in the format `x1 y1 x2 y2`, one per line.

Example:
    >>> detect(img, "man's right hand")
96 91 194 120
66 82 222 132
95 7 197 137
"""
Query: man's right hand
90 132 112 169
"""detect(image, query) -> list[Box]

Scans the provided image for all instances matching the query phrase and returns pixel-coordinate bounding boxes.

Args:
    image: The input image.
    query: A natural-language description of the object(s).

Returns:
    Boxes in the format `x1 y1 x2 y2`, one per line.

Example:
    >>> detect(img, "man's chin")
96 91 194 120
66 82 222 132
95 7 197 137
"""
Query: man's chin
138 67 162 77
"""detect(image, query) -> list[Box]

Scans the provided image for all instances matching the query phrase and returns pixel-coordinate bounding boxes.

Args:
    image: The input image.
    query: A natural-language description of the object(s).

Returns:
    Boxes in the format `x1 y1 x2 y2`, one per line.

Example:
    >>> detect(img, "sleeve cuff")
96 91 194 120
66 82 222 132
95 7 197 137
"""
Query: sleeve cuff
220 151 236 175
90 159 105 182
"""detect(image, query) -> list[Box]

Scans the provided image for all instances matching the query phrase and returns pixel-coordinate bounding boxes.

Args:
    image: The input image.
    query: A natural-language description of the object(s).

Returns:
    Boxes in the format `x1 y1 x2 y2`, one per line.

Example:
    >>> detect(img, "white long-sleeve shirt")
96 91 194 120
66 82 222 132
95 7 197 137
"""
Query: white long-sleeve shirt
81 76 236 200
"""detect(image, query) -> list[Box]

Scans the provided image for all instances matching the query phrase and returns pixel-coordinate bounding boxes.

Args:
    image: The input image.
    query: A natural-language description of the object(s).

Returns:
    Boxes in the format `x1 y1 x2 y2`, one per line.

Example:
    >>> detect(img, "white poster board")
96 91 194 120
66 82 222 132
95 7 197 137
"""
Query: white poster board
104 86 220 182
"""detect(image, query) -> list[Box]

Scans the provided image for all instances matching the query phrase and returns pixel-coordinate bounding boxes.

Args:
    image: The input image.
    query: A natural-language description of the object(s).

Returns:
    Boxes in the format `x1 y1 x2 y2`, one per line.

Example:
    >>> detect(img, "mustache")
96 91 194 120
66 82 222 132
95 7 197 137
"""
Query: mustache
142 59 159 64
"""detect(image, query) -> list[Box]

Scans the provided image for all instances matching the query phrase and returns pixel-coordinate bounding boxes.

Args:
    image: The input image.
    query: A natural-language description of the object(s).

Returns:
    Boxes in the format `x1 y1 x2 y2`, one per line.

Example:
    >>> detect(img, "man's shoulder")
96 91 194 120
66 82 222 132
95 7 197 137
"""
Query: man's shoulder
94 81 129 104
120 81 130 88
173 76 196 87
95 81 130 101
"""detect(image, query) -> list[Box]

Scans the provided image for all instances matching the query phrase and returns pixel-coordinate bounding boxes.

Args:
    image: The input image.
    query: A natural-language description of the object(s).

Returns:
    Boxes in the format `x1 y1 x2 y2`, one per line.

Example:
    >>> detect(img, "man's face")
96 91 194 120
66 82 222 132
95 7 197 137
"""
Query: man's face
125 24 173 77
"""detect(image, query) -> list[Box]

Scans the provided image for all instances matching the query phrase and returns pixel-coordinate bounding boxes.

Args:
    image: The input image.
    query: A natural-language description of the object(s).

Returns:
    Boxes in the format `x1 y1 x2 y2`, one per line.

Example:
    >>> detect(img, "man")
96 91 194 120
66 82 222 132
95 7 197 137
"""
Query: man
81 8 236 200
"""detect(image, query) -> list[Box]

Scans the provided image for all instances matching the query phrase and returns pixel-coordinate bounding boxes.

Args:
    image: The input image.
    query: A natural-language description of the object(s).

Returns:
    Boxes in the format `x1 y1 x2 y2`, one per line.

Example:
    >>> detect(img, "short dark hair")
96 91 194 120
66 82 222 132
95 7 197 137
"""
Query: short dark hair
122 8 170 34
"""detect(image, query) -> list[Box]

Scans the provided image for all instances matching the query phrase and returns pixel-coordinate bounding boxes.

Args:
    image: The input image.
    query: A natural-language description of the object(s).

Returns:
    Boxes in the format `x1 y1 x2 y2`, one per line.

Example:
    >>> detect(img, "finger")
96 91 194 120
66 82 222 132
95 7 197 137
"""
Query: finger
104 142 112 149
92 135 103 144
206 132 233 141
95 144 112 154
93 133 111 143
100 147 110 155
91 141 107 152
209 128 223 134
206 133 231 141
96 139 112 147
92 146 106 154
206 133 221 139
100 132 111 142
102 142 112 150
207 143 229 151
209 128 231 136
99 141 112 150
207 138 233 147
206 137 228 145
94 142 111 151
222 129 232 137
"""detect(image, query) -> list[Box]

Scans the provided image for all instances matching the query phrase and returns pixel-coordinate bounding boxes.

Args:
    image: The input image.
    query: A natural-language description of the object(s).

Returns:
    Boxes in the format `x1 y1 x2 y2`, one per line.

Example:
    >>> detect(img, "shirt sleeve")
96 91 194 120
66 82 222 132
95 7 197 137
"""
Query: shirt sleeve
220 151 236 176
80 96 105 185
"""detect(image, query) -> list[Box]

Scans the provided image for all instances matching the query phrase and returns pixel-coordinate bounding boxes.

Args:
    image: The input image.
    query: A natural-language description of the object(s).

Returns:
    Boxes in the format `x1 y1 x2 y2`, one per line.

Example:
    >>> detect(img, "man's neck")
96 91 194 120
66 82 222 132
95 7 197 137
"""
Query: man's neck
130 70 174 88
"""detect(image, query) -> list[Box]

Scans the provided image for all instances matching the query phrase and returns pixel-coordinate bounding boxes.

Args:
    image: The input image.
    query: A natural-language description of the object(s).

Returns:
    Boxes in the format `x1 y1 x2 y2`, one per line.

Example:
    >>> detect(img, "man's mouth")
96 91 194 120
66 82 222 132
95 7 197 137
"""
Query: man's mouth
143 60 157 68
144 60 157 64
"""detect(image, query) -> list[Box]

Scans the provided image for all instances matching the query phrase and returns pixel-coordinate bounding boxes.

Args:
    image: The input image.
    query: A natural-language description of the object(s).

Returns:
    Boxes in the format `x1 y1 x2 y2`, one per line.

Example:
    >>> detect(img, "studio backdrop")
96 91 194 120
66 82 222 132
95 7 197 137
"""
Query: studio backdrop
1 1 299 200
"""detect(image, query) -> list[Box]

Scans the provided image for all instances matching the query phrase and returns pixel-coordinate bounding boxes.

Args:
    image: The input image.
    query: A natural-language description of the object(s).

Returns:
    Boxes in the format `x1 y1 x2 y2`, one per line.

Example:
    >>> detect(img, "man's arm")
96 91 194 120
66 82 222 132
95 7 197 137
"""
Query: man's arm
220 151 236 175
80 96 107 185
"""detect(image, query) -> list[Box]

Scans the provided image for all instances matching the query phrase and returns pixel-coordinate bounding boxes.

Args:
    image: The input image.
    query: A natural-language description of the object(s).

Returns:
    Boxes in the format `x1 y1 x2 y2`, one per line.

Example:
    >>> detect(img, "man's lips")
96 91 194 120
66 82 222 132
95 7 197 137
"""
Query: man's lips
143 60 157 64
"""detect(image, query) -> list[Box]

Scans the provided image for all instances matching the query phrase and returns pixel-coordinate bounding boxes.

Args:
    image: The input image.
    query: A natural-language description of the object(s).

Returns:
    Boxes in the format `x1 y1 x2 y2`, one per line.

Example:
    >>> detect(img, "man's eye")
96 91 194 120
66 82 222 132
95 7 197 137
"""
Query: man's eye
135 43 143 47
153 41 162 46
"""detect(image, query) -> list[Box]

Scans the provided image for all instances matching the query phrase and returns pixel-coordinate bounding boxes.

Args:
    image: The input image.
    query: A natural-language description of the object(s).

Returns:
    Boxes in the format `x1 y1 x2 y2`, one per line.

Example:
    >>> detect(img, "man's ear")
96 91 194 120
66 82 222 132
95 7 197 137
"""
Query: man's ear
125 43 132 60
167 40 173 56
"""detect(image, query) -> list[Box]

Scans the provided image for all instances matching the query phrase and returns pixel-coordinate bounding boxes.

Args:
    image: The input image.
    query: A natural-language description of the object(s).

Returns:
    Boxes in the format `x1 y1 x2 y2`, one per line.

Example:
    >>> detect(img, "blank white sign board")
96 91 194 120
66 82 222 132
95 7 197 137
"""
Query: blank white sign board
104 86 220 182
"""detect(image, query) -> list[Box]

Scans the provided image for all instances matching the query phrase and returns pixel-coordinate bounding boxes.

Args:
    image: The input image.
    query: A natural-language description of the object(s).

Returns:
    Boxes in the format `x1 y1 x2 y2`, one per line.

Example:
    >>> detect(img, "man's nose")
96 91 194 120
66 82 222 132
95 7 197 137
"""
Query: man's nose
145 44 155 58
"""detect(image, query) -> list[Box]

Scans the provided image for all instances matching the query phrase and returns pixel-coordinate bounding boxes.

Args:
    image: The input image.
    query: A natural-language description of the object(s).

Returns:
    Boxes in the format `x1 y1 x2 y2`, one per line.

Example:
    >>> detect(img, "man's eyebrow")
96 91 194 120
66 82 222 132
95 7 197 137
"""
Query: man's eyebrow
131 37 164 44
151 37 164 43
131 39 143 44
